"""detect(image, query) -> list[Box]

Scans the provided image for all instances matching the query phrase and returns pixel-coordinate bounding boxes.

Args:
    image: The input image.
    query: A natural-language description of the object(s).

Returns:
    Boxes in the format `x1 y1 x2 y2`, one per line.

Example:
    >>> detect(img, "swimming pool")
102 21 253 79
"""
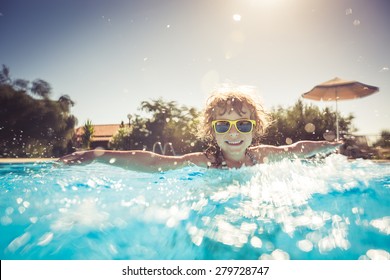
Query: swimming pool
1 155 389 260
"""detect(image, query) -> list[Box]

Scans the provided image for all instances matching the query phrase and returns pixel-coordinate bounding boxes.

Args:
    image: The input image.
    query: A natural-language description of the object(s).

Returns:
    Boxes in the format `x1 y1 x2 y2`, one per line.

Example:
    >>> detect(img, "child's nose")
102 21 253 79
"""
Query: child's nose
229 124 239 135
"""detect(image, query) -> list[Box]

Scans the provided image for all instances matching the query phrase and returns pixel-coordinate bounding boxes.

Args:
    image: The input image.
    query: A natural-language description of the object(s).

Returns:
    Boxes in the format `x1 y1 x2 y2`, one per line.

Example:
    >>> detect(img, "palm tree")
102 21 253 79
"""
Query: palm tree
82 119 94 149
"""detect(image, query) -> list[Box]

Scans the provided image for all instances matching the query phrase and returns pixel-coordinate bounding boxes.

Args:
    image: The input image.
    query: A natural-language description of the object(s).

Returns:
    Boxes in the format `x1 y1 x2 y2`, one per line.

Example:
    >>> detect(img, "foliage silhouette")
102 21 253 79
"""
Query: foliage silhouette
262 100 354 145
0 65 77 158
110 98 204 154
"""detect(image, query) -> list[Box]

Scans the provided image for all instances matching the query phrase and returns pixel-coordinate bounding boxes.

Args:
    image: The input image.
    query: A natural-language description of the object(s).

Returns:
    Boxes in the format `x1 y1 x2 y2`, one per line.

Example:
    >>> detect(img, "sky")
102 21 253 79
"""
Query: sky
1 0 389 138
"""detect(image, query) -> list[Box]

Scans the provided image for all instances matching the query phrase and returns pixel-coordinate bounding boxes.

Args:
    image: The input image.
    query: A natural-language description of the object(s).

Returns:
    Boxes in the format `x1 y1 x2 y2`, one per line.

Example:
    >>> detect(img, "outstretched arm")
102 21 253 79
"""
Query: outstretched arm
58 150 209 172
251 140 342 163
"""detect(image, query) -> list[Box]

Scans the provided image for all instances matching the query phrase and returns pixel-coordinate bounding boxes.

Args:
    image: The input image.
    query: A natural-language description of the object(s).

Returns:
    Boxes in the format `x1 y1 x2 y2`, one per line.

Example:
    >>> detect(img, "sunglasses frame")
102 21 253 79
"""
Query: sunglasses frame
211 119 256 134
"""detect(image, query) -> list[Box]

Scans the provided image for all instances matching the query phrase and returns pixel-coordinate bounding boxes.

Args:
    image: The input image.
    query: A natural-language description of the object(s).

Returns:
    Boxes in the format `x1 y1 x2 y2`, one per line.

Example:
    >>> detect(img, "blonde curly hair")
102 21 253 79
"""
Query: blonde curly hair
197 87 271 145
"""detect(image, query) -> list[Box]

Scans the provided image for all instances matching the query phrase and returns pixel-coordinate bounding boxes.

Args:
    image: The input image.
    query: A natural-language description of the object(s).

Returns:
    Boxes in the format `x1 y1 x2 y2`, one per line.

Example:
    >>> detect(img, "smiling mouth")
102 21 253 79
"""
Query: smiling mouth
225 140 244 146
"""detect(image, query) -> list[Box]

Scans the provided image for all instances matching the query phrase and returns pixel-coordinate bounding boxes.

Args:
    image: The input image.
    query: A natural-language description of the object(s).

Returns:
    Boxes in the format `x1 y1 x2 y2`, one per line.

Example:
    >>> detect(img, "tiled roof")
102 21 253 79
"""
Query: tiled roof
75 124 122 141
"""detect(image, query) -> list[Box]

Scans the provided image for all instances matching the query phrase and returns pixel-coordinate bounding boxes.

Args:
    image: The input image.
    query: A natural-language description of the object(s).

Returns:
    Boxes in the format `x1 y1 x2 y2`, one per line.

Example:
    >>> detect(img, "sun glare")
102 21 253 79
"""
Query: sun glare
233 14 242 22
249 0 285 7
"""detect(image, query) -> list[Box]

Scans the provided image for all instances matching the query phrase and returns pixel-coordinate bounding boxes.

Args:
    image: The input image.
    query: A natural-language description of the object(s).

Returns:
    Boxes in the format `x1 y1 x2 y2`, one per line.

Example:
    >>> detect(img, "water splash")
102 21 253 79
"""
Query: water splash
0 155 389 259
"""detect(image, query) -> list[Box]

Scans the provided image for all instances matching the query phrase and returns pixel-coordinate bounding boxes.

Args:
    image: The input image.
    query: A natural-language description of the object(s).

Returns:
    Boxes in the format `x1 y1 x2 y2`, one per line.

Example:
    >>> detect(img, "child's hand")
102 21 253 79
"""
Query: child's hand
332 140 344 146
323 140 343 154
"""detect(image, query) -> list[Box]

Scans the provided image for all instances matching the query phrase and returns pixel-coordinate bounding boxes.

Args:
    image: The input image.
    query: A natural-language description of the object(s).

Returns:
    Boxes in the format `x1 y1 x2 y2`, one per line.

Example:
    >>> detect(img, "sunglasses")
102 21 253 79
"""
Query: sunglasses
212 119 256 134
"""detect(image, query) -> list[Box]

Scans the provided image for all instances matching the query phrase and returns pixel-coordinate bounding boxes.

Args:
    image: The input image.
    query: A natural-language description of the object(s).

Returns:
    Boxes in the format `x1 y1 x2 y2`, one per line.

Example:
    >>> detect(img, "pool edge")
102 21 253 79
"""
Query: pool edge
0 158 58 164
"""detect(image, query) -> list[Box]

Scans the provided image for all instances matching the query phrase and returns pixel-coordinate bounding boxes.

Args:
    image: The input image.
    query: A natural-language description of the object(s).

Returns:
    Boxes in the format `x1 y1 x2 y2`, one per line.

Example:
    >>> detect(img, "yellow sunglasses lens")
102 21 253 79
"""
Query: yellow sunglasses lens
213 120 255 134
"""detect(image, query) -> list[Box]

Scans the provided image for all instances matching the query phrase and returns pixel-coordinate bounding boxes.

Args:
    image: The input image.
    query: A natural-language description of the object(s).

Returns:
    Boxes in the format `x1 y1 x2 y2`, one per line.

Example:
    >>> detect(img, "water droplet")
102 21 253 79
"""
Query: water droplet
1 216 12 225
305 123 315 133
37 232 54 246
93 149 105 157
353 19 360 26
366 249 390 260
271 249 290 260
250 236 263 248
166 217 177 228
7 232 31 252
345 8 352 15
297 239 313 252
18 207 25 214
6 207 14 215
285 138 293 145
233 14 241 22
323 131 336 141
370 217 390 235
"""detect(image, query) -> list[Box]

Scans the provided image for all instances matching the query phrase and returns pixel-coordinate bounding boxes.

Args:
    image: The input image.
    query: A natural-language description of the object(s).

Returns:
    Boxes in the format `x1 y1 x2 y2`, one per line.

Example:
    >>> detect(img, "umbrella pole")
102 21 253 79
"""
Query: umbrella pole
336 97 339 141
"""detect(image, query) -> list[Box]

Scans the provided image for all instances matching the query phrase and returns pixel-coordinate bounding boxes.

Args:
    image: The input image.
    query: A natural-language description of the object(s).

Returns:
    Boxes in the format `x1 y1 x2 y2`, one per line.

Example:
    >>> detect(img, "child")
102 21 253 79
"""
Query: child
59 87 341 172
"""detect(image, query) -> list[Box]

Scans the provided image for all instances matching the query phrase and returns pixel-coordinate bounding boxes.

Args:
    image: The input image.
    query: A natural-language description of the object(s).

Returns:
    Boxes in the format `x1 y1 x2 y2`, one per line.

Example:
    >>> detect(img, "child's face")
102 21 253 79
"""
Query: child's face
213 104 253 157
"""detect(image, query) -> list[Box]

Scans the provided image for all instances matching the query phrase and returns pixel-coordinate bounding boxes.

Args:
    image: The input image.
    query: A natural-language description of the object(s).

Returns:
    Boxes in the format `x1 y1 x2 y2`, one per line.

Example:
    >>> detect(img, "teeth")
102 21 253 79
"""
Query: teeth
226 140 242 144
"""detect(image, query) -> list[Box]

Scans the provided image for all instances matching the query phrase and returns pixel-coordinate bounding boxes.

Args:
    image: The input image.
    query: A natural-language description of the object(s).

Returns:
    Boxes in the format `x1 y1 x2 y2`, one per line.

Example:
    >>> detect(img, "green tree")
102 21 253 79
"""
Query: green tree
109 126 133 150
82 119 94 149
30 79 52 99
110 98 203 154
0 65 11 84
374 130 390 148
0 65 77 158
262 100 354 145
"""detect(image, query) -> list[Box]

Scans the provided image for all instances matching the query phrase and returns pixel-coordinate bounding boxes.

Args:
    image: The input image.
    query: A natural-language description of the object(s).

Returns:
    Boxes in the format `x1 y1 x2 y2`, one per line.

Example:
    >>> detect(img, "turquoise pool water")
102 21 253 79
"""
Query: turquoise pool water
0 155 389 260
